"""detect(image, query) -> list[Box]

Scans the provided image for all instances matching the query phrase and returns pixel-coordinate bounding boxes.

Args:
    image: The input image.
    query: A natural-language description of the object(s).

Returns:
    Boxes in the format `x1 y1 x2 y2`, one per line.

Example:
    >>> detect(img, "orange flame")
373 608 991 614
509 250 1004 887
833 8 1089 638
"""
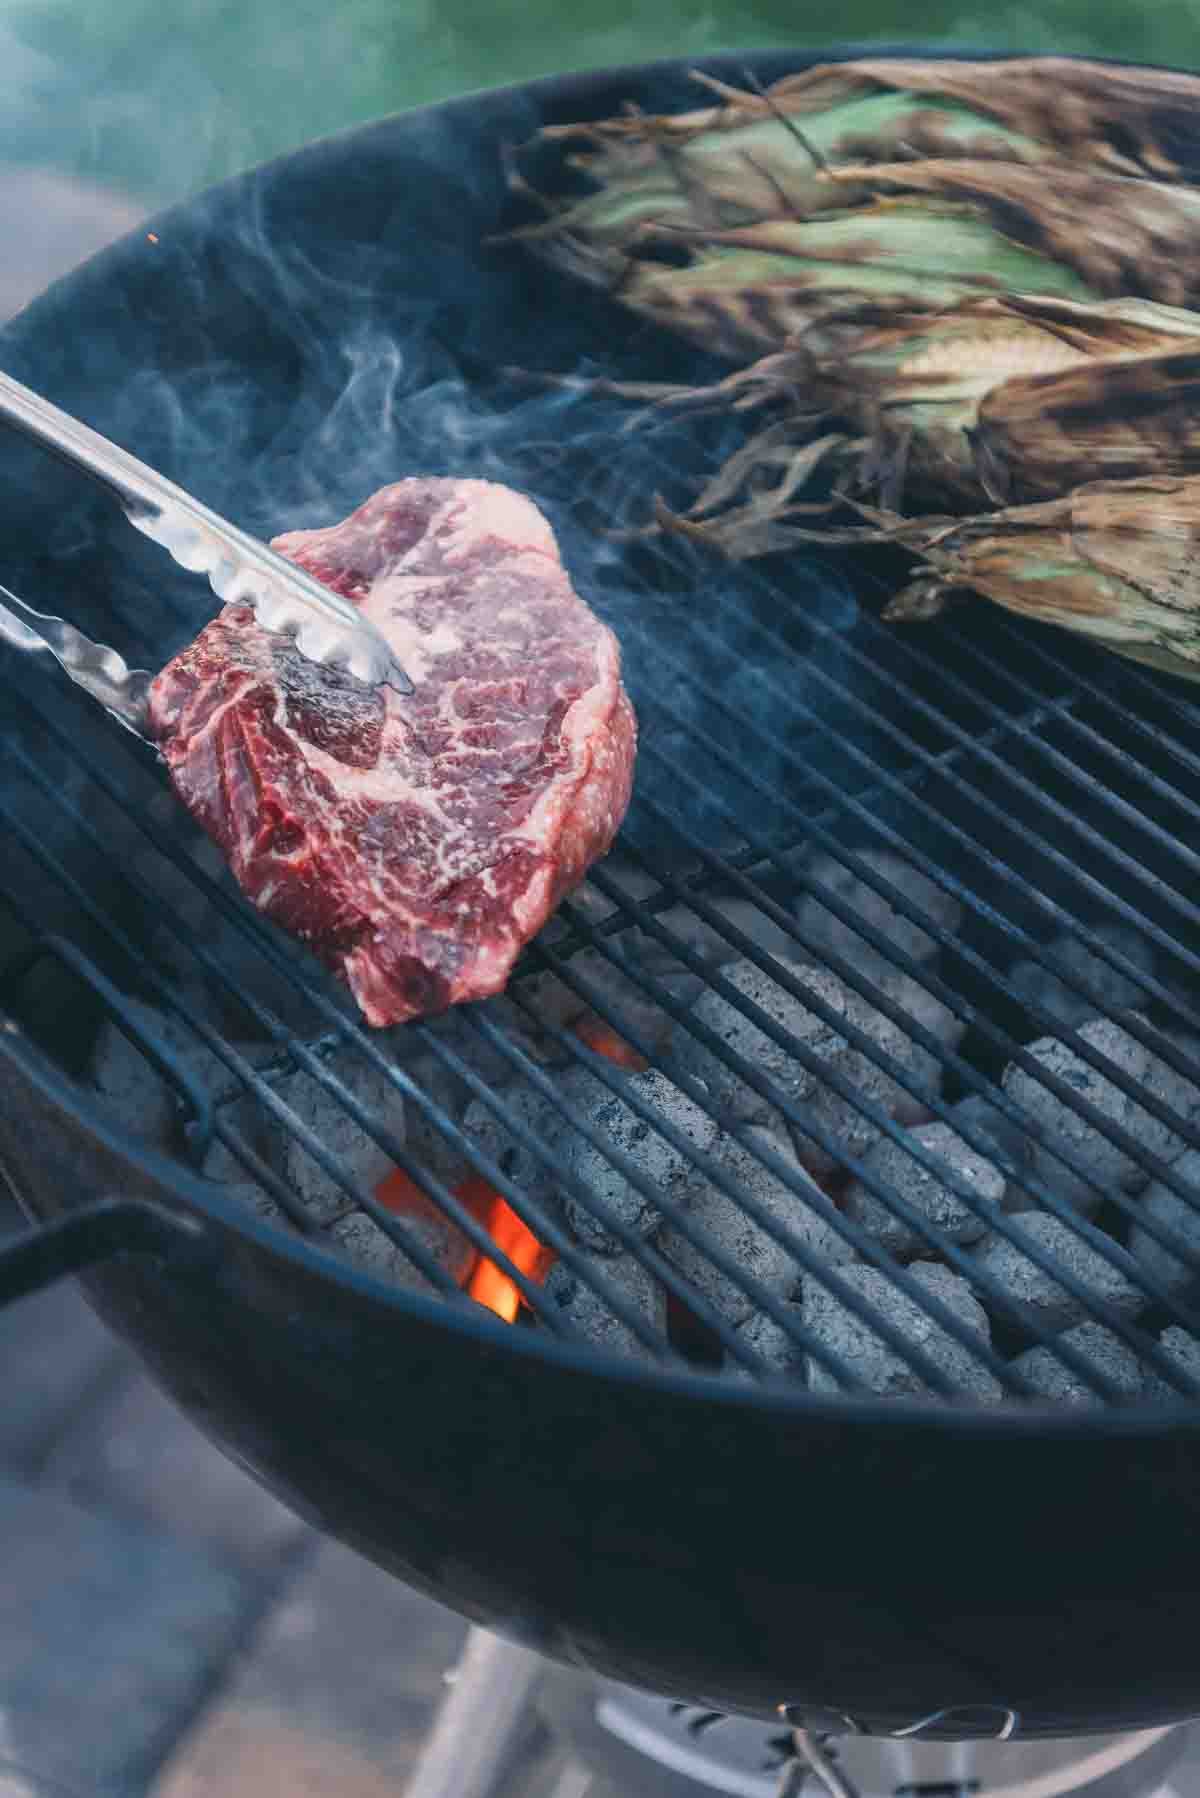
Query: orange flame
373 1013 647 1322
373 1168 554 1323
375 1166 439 1217
459 1176 555 1323
572 1010 648 1071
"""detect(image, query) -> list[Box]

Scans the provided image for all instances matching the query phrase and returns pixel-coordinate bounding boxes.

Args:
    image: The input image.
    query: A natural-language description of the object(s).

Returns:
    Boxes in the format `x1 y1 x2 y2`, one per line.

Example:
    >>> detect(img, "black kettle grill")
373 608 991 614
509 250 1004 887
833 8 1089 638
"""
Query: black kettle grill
2 46 1200 1746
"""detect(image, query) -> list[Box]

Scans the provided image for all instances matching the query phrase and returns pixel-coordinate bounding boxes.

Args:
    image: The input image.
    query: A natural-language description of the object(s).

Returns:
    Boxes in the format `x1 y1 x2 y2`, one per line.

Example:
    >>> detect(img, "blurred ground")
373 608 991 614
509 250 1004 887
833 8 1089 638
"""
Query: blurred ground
0 168 143 316
0 1188 476 1797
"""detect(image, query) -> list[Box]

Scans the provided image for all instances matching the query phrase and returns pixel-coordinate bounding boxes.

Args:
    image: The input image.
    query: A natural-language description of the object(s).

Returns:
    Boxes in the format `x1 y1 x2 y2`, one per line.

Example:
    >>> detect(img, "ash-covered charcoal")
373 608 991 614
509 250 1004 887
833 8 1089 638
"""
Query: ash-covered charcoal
659 1125 856 1327
543 1255 665 1359
458 1069 607 1206
490 967 591 1063
329 1207 471 1296
728 1307 804 1379
948 1091 1034 1202
562 1069 720 1252
1143 1327 1200 1399
261 1051 407 1223
640 897 806 976
1008 925 1155 1032
1146 1029 1200 1134
392 1051 473 1182
795 849 964 982
547 946 700 1055
419 1004 535 1089
845 1121 1005 1260
788 974 962 1176
218 1179 289 1228
1002 1016 1200 1215
90 997 267 1163
800 1262 1001 1401
884 974 967 1055
681 958 850 1124
1129 1147 1200 1296
1009 1320 1144 1407
570 862 663 930
972 1212 1143 1333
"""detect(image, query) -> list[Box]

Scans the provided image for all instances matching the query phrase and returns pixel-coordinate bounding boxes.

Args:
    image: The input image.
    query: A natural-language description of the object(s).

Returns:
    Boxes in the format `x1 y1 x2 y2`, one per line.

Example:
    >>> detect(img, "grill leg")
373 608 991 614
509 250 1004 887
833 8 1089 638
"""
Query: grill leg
405 1625 546 1798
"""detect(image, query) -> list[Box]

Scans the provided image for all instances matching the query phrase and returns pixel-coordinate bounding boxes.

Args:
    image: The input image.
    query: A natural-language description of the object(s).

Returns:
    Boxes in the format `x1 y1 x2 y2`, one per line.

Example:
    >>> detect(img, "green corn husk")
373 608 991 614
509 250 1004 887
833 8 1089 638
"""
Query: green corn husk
523 56 1200 256
526 158 1200 364
514 62 1200 362
642 295 1200 540
507 55 1200 670
878 476 1200 683
797 57 1200 182
523 69 1055 255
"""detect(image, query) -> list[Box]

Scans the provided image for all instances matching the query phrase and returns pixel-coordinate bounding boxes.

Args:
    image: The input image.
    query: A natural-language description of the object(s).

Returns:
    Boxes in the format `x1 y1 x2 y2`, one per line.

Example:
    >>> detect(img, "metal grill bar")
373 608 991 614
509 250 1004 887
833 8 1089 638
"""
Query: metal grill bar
634 731 1200 1260
2 680 850 1375
42 661 1033 1393
624 659 1200 1292
0 657 1178 1399
550 851 1199 1399
5 531 1200 1403
8 687 918 1386
631 607 1200 1213
649 580 1200 1035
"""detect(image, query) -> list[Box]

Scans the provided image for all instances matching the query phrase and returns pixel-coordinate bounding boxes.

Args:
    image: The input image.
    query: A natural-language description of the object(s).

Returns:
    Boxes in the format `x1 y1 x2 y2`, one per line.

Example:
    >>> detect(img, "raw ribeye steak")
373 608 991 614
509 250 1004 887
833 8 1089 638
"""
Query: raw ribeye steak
148 478 637 1027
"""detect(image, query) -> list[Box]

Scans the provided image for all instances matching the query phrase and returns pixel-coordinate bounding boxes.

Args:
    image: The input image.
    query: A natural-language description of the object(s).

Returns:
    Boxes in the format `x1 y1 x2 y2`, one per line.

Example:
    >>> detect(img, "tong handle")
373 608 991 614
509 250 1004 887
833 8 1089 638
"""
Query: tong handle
0 367 411 693
0 581 153 737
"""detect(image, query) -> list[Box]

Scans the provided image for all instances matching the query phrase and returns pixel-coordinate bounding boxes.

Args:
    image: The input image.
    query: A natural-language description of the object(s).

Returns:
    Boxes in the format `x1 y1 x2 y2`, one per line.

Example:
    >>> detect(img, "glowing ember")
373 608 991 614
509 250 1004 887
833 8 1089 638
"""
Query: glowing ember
460 1176 556 1322
573 1010 648 1071
371 1019 651 1322
373 1168 554 1322
375 1166 441 1218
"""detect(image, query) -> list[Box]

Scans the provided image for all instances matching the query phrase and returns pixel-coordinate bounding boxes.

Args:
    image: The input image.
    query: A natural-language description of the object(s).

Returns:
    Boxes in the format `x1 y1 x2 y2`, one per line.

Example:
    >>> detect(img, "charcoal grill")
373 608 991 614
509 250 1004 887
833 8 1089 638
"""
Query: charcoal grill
2 44 1200 1745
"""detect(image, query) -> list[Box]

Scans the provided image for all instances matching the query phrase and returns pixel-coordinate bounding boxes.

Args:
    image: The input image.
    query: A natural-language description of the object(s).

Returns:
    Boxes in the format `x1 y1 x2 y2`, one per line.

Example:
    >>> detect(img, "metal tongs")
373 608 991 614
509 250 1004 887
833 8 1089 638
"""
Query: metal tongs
0 368 413 737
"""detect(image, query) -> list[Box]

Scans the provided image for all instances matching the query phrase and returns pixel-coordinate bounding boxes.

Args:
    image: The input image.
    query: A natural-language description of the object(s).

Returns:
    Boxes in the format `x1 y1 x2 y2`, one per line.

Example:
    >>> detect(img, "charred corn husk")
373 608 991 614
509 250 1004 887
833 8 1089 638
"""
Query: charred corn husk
796 57 1200 182
880 476 1200 682
975 343 1200 503
515 61 1200 361
522 163 1200 363
524 57 1200 250
644 295 1200 537
508 55 1200 672
523 67 1057 255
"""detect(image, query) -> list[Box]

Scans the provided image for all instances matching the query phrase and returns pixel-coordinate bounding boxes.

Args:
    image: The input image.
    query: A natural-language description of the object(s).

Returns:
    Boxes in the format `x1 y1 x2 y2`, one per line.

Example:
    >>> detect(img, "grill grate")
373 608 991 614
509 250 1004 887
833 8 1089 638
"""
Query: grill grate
3 522 1200 1409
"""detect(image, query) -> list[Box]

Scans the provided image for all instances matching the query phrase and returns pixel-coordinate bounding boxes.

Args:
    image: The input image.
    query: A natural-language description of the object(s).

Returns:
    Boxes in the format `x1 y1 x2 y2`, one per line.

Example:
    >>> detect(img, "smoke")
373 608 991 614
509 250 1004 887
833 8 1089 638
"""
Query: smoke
0 71 862 879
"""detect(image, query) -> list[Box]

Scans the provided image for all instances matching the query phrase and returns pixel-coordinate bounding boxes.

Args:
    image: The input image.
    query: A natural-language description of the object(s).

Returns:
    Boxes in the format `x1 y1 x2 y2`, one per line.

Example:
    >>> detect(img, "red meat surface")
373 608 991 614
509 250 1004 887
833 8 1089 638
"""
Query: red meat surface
148 478 637 1026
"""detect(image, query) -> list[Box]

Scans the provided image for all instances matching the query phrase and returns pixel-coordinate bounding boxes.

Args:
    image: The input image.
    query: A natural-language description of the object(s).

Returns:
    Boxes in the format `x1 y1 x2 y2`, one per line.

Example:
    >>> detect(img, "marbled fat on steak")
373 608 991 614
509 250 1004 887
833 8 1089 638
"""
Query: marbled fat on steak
147 478 637 1027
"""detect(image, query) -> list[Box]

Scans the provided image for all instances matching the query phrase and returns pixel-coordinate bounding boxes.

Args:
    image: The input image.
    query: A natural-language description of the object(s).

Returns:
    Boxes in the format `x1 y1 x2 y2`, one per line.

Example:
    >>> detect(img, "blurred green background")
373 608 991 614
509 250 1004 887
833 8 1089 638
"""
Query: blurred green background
5 0 1200 212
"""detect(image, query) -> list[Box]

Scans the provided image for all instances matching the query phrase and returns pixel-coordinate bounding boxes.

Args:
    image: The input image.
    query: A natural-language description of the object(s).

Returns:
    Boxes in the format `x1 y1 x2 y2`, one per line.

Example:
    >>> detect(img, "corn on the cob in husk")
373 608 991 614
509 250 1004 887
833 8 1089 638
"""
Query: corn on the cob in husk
525 156 1200 363
878 476 1200 682
797 57 1200 181
643 296 1200 540
508 58 1200 684
516 62 1200 360
523 67 1057 259
525 57 1200 252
